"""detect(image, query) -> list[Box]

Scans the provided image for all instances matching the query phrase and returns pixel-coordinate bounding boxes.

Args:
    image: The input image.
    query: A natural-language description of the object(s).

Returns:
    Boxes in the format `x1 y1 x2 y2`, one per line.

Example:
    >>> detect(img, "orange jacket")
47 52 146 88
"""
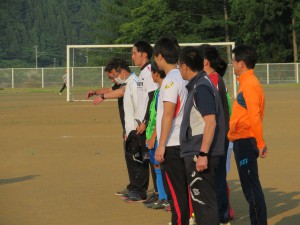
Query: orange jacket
228 69 266 149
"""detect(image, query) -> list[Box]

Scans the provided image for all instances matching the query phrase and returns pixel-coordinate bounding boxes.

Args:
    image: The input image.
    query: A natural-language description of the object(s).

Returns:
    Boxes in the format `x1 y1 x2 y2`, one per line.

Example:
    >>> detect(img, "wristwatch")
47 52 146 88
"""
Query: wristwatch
100 93 105 99
199 151 209 157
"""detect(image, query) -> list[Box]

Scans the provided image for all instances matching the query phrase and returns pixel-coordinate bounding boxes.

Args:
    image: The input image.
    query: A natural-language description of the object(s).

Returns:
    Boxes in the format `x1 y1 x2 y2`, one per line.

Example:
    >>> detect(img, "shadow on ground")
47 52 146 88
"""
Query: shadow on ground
0 175 40 185
228 180 300 225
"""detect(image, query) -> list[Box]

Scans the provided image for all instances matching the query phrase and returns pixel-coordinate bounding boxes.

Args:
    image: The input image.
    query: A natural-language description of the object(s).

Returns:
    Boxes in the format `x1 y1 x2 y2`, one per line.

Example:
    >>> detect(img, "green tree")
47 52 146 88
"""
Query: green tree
117 0 229 44
230 0 294 62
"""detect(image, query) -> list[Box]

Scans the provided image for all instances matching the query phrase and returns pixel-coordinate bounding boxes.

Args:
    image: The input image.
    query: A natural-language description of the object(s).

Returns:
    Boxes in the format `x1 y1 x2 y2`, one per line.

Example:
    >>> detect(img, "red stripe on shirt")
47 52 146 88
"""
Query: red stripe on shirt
174 95 181 118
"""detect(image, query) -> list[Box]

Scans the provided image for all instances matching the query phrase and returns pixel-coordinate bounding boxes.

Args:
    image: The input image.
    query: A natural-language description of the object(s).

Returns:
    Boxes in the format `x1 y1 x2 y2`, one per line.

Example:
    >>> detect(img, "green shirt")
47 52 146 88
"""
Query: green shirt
146 89 159 140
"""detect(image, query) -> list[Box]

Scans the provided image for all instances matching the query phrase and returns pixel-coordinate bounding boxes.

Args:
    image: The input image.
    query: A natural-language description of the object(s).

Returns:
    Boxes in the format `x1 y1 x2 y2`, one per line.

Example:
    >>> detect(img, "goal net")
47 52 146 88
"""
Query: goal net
66 42 236 102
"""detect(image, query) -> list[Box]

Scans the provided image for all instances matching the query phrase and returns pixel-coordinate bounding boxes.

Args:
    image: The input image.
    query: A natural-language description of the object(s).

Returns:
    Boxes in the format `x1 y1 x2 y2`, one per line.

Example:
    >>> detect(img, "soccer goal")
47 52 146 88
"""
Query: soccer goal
66 42 236 102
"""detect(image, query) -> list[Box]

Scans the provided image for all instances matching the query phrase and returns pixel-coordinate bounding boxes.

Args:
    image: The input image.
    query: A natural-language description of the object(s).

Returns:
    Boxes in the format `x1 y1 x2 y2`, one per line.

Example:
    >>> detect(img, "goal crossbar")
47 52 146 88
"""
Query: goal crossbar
66 42 236 102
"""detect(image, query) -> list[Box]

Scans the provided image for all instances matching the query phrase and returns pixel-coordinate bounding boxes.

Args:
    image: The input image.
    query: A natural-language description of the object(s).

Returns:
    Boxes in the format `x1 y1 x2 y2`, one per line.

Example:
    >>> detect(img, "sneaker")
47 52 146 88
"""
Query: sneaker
125 191 147 203
144 200 157 209
152 199 169 209
121 191 133 199
114 188 129 196
143 192 158 206
189 216 196 225
121 190 135 199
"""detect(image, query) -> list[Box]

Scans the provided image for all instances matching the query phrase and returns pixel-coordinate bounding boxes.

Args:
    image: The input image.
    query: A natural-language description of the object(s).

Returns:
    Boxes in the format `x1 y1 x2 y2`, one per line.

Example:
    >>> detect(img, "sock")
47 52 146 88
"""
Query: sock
155 168 167 200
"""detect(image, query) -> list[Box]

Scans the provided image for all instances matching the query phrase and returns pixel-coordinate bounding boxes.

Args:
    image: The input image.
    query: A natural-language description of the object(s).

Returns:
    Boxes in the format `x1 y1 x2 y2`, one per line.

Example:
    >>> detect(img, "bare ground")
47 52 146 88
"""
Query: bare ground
0 85 300 225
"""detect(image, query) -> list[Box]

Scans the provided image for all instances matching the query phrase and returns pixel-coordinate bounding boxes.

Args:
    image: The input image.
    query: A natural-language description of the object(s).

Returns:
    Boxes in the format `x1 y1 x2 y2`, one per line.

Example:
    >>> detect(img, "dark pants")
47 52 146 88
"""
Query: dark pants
184 155 220 225
123 137 134 192
59 83 66 93
233 138 268 225
161 146 190 225
140 133 157 193
215 140 230 223
125 132 149 198
150 163 157 192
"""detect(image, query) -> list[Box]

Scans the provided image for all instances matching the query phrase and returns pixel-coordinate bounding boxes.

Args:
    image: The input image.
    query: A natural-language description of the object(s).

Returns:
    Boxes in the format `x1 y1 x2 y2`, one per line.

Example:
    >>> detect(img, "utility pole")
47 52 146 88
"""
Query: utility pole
34 46 45 68
34 45 38 68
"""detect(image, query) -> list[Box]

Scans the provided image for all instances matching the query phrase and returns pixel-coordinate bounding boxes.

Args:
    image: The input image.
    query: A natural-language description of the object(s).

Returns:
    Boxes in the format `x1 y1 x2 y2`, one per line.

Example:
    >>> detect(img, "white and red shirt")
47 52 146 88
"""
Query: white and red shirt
137 63 158 121
156 69 188 146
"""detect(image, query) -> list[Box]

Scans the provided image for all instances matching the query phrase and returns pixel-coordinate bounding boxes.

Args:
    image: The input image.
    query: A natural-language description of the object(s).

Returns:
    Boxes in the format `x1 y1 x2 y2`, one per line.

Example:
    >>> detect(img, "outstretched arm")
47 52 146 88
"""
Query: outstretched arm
92 86 125 105
86 87 112 99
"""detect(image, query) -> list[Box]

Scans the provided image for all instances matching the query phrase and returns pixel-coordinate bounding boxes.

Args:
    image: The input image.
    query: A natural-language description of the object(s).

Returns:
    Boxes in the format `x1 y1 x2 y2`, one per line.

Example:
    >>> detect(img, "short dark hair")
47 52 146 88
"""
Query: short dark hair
105 57 131 73
133 40 153 60
153 36 180 64
151 61 166 79
198 44 227 77
179 46 203 72
104 60 114 72
232 45 257 69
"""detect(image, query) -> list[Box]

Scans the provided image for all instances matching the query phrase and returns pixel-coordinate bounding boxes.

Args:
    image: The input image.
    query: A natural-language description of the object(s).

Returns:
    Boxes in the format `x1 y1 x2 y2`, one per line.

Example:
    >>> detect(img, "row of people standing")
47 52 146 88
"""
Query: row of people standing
86 38 268 225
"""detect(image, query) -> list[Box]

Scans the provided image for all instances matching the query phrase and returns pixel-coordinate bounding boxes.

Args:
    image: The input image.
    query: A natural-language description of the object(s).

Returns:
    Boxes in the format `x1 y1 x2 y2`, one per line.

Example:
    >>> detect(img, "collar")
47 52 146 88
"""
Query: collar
186 71 205 90
125 72 136 83
140 61 151 71
237 69 255 83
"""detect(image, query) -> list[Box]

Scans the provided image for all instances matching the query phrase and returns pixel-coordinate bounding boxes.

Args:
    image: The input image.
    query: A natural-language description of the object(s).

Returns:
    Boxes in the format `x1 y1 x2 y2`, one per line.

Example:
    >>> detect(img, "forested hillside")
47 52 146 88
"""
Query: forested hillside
0 0 300 67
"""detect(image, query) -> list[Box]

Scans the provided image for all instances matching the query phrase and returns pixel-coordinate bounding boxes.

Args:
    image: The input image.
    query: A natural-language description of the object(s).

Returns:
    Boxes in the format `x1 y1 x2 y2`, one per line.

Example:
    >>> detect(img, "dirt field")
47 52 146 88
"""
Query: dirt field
0 85 300 225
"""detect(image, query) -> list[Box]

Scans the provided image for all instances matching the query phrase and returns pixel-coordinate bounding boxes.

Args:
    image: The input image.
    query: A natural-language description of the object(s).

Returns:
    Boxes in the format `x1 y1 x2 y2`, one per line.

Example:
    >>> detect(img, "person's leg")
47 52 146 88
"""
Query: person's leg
59 83 67 93
184 155 219 225
233 138 267 225
150 163 158 192
133 133 149 198
143 149 159 206
215 140 230 224
162 146 190 225
155 165 167 200
125 133 150 201
124 151 136 192
115 134 134 196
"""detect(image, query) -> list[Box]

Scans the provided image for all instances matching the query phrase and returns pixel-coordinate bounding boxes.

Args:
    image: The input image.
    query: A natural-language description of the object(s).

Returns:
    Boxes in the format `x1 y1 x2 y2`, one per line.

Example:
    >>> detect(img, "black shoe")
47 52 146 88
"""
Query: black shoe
124 191 147 203
143 192 158 206
152 199 170 209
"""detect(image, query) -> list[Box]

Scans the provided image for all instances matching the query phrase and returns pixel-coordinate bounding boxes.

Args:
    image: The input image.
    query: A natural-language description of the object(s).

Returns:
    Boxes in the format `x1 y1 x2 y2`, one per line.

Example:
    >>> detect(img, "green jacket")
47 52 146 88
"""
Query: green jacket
146 89 159 140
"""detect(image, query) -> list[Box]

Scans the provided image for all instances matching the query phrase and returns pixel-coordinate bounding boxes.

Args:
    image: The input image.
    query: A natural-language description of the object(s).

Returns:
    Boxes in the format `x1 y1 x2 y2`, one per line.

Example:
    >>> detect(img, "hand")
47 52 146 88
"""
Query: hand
259 146 268 158
147 138 155 149
86 91 95 99
195 156 208 172
93 96 104 105
136 122 146 134
155 145 165 163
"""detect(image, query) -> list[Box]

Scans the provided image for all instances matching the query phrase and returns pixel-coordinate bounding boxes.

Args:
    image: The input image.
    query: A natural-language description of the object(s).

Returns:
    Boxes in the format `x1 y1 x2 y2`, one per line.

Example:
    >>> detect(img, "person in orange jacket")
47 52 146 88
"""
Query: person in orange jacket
228 45 268 225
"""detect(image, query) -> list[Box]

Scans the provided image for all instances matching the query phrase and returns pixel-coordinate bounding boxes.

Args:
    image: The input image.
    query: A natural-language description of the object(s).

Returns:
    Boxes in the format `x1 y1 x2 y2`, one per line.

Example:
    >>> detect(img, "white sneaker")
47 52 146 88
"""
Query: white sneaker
189 216 196 225
168 217 196 225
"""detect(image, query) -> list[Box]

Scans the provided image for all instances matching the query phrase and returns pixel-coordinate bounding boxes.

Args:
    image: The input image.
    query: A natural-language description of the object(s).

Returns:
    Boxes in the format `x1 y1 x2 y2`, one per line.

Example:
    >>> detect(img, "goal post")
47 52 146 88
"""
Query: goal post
66 42 236 102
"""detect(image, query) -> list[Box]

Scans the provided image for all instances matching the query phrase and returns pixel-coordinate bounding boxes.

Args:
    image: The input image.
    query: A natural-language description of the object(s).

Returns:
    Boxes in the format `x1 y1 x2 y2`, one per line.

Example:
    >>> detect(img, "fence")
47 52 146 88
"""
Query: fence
0 64 299 99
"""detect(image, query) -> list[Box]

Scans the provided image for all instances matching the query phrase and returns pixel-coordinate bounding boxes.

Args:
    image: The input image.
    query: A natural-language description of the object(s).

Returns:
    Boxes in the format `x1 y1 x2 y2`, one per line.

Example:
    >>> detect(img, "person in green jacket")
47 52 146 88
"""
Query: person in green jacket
145 61 169 210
